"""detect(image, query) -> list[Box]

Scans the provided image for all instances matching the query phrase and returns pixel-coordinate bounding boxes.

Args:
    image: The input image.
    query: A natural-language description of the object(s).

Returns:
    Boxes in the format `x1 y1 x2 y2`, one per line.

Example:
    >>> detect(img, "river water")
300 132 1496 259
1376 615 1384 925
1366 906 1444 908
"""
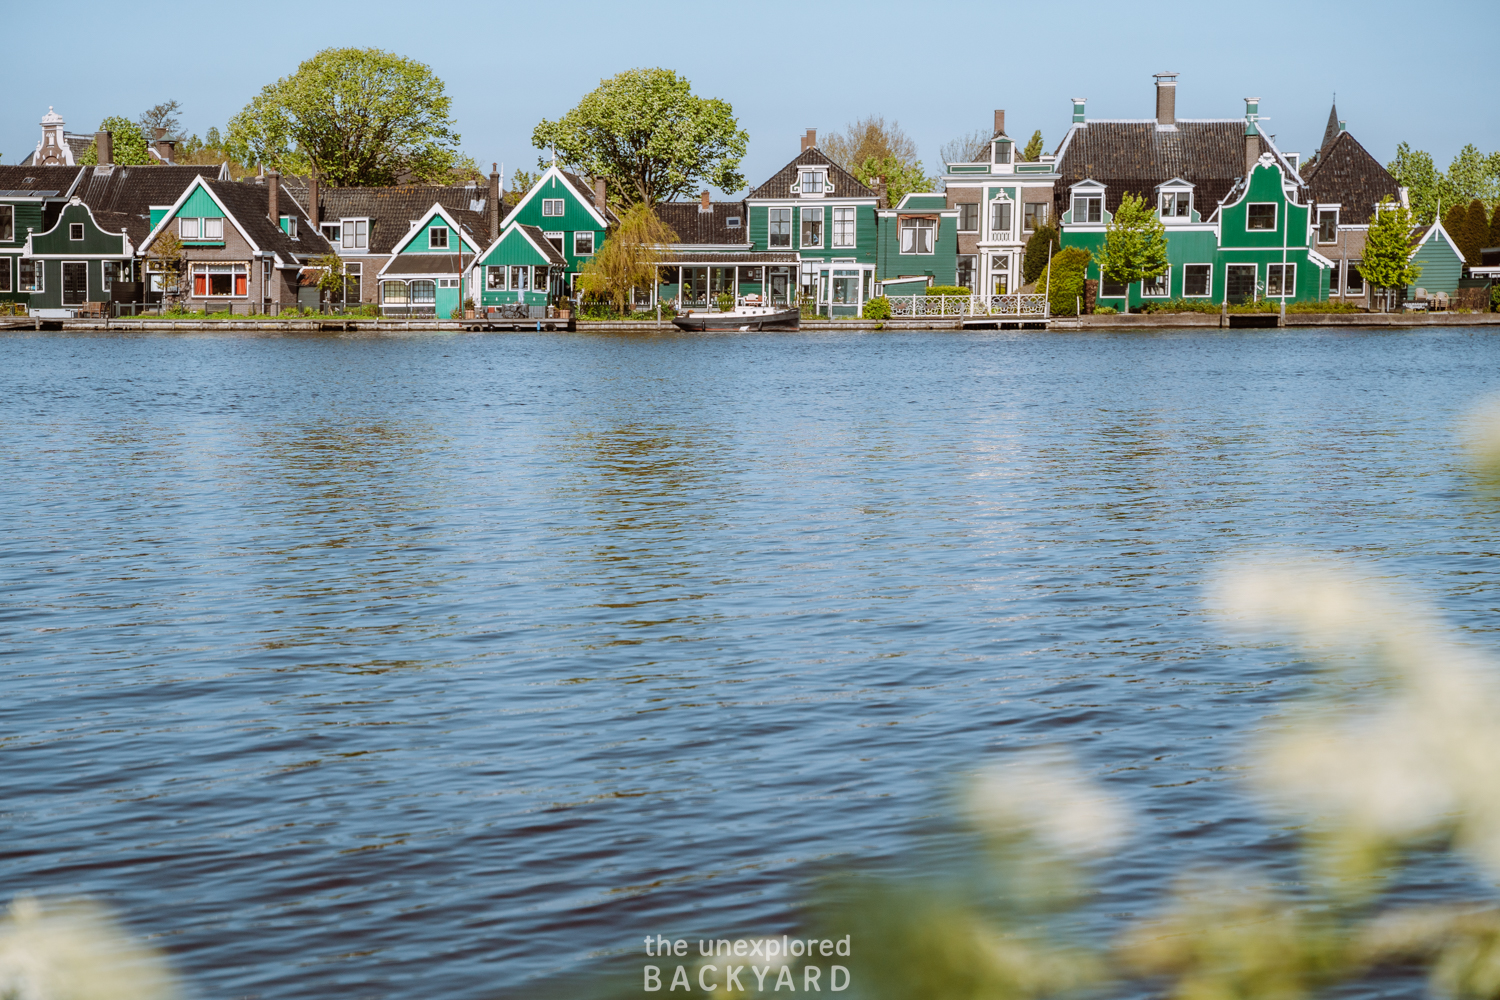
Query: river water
3 327 1499 999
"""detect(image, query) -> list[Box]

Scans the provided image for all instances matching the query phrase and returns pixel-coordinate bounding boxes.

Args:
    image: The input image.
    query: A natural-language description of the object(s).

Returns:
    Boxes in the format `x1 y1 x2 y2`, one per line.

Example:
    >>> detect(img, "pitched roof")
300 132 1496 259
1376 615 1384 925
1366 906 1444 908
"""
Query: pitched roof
1302 130 1400 226
291 184 499 255
0 165 82 197
74 165 223 245
1319 104 1342 159
652 200 750 245
204 179 332 260
749 148 876 199
1051 120 1278 215
383 253 466 275
19 133 93 167
518 224 568 266
559 170 620 225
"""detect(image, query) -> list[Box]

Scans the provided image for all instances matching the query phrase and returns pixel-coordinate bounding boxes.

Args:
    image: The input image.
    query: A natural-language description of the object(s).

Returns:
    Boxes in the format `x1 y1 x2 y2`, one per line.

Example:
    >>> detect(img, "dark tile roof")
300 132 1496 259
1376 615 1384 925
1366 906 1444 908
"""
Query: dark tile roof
0 165 82 197
1302 130 1399 226
652 201 751 245
383 253 466 275
749 148 876 199
74 165 222 245
204 179 333 261
289 184 500 255
559 170 620 225
1052 120 1275 215
518 225 568 266
19 133 93 167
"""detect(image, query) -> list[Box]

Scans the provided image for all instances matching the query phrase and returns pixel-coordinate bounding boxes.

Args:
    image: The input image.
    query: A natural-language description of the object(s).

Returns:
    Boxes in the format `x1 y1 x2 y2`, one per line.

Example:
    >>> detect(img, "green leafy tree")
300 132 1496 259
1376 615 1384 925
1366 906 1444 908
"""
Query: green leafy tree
503 168 539 210
853 154 930 208
1362 198 1422 309
78 117 150 166
205 126 221 149
575 202 677 314
532 68 747 207
311 252 348 306
1445 144 1495 206
1093 193 1168 314
1459 199 1490 266
1036 246 1091 316
1020 130 1044 162
148 231 185 308
1022 223 1060 285
227 48 461 186
1388 143 1442 224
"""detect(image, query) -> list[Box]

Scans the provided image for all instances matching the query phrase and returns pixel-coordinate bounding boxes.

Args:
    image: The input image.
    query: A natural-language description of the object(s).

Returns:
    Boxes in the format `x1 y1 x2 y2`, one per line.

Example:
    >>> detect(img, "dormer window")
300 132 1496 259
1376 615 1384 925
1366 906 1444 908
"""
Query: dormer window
1071 191 1102 224
429 225 449 249
800 171 825 194
341 218 368 250
992 140 1012 165
1160 192 1191 218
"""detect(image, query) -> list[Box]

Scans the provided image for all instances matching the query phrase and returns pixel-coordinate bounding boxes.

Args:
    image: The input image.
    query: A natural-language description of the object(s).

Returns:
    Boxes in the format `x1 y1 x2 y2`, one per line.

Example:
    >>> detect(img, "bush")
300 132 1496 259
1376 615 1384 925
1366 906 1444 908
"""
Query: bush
922 286 971 296
1140 298 1220 314
1492 286 1500 312
863 295 892 320
1095 305 1118 315
715 292 735 312
1036 247 1091 315
1287 299 1364 313
1022 224 1060 285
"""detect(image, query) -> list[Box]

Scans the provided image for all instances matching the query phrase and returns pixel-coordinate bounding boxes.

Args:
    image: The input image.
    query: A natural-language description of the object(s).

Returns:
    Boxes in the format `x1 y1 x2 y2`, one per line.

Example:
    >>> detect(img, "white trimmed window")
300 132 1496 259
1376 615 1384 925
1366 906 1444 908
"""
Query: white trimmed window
1143 268 1169 297
1022 202 1048 231
487 266 505 290
992 140 1012 165
768 208 792 248
341 219 368 250
278 216 296 239
574 231 594 255
180 217 199 239
542 199 564 217
204 217 223 240
0 257 11 292
801 207 824 248
1317 209 1338 243
69 222 84 240
19 258 42 292
990 255 1010 294
321 223 342 243
429 226 449 249
382 281 409 304
344 261 361 302
1345 259 1364 294
509 265 530 291
1183 264 1212 297
0 206 12 241
1266 263 1295 297
437 278 459 289
544 231 564 253
799 170 825 195
1159 192 1191 218
1072 193 1101 224
191 263 248 298
1247 203 1277 230
899 216 935 254
990 201 1013 238
832 207 855 248
726 216 741 229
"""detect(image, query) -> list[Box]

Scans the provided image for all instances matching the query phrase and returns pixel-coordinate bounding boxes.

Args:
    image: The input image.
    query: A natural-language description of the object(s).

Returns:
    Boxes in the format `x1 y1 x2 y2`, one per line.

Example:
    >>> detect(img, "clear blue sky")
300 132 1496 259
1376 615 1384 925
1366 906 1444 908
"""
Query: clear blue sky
6 0 1496 193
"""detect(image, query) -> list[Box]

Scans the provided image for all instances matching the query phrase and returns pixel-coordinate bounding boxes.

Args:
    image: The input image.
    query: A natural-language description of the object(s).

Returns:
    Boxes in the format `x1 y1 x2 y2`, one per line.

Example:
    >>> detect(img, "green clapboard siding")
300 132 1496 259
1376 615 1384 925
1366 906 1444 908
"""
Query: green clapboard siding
1409 234 1463 295
176 187 224 220
28 204 126 256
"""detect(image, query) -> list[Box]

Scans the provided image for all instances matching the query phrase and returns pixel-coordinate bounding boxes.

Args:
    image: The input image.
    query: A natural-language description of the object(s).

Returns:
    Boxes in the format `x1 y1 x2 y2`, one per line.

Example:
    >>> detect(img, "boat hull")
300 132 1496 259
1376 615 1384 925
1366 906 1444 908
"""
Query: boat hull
671 308 800 332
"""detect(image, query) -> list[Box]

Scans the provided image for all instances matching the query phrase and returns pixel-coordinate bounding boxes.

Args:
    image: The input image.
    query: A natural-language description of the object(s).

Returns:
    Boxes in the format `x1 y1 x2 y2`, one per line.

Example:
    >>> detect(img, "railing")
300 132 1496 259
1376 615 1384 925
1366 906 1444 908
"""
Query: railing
885 294 1049 318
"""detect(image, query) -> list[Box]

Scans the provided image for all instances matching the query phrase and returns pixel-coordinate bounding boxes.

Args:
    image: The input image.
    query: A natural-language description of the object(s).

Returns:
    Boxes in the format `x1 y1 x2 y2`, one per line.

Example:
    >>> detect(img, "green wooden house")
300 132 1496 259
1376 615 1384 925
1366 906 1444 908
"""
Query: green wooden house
0 166 89 310
502 165 614 294
1407 221 1465 298
875 193 958 293
474 221 568 311
18 196 133 315
745 131 880 316
376 203 484 317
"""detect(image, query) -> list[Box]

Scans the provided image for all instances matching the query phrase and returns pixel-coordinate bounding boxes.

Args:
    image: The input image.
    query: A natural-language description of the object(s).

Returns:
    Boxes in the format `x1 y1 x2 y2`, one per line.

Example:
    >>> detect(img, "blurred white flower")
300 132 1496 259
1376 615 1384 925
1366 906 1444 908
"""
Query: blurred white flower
1462 396 1500 474
0 895 177 1000
966 753 1131 857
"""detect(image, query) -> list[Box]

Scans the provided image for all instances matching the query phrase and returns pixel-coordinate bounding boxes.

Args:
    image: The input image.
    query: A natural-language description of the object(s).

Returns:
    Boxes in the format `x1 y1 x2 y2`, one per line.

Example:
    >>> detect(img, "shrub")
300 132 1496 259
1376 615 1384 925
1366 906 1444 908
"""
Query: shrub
1095 305 1118 315
1022 224 1060 285
715 292 734 312
863 295 892 320
1140 298 1219 314
1036 246 1091 315
922 286 970 297
1492 286 1500 312
1287 299 1364 313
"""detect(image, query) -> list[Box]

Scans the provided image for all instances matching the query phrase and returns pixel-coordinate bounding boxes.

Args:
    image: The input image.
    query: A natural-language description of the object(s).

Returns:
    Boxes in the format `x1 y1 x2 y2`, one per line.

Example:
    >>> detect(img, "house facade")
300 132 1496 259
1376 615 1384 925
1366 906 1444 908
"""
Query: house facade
648 193 797 310
1408 221 1466 298
501 165 613 295
0 166 85 309
376 202 485 316
939 110 1058 295
17 197 132 316
874 193 958 293
474 222 568 311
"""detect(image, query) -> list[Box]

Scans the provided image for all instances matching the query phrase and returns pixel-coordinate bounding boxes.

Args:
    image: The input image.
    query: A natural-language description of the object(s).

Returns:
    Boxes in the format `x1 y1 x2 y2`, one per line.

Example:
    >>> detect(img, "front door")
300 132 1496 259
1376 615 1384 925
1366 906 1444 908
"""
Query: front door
63 262 87 305
1226 264 1257 303
768 267 792 306
436 278 460 317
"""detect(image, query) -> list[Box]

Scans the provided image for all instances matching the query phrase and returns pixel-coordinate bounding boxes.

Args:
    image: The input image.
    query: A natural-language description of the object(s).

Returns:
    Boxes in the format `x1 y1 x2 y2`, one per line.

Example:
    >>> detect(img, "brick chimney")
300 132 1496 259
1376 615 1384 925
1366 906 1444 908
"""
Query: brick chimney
872 176 888 209
268 170 280 231
308 169 320 229
1243 98 1261 175
993 110 1005 135
489 162 501 240
800 128 817 152
593 178 606 213
152 127 175 164
699 190 711 212
95 130 113 166
1154 72 1178 126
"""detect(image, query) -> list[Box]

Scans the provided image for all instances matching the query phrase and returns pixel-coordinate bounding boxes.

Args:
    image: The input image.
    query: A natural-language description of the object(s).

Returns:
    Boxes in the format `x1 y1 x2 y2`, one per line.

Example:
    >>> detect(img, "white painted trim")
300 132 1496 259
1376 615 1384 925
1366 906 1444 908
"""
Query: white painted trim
504 164 610 229
1141 265 1171 298
387 203 480 257
1181 262 1213 297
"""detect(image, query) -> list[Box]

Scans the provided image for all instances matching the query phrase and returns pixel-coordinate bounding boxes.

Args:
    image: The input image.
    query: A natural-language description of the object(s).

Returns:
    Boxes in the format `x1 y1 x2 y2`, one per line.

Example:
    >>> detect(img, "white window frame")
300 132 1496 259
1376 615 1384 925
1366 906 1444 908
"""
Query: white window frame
992 140 1012 165
831 206 856 248
509 265 530 291
321 222 343 244
1246 202 1278 231
989 198 1014 240
341 218 369 251
1157 188 1193 221
203 217 223 240
0 205 12 242
192 262 249 299
429 225 449 249
101 260 127 291
767 208 792 248
1070 188 1103 224
381 280 409 304
541 199 565 217
19 257 43 292
280 216 297 239
1182 263 1212 298
574 231 595 256
542 231 564 254
343 261 361 302
990 254 1011 294
1317 207 1339 244
179 217 200 239
69 222 84 241
800 207 824 249
1345 258 1364 294
1142 267 1171 298
899 216 936 255
1225 263 1258 299
726 216 741 229
437 277 460 289
1266 262 1296 298
486 265 506 291
797 170 826 196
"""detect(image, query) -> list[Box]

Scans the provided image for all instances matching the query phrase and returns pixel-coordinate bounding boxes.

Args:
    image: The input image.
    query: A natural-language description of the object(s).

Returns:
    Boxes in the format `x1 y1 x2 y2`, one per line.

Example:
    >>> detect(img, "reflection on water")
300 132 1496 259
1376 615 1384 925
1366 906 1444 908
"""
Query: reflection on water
3 329 1499 999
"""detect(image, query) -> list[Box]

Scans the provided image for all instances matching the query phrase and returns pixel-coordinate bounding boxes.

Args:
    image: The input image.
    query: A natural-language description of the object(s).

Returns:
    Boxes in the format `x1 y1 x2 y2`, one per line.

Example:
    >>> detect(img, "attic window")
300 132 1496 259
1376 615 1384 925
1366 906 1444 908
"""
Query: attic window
1159 192 1190 218
341 219 368 250
1072 193 1102 224
726 216 741 228
429 225 449 249
0 206 11 241
992 141 1011 165
1247 203 1277 230
280 215 298 239
69 223 84 240
321 222 342 243
799 171 825 194
542 199 564 217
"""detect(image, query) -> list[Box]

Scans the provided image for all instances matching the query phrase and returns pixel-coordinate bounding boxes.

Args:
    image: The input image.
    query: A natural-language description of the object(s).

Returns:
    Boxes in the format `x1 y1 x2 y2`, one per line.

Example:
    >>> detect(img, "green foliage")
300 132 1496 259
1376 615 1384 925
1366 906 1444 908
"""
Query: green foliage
1459 199 1491 266
1094 304 1118 315
715 291 734 312
1021 224 1060 285
853 154 931 208
575 201 678 314
862 295 891 320
503 168 539 209
1363 198 1423 293
148 231 185 305
1036 246 1091 316
1020 130 1044 162
78 117 150 166
311 252 347 302
532 68 747 206
1139 298 1221 314
1288 299 1365 312
1094 193 1168 313
922 286 971 297
227 47 461 186
1388 141 1500 224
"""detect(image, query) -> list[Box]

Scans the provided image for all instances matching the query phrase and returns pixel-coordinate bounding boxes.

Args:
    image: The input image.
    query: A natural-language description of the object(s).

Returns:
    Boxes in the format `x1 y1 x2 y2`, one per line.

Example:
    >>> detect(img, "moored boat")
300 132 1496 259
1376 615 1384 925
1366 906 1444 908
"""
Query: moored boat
672 300 799 332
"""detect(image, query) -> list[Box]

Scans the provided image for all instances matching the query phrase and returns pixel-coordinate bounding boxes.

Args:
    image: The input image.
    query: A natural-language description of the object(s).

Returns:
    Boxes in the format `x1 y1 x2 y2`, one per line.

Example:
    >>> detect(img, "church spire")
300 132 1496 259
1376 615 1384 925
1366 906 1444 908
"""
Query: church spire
1319 101 1341 156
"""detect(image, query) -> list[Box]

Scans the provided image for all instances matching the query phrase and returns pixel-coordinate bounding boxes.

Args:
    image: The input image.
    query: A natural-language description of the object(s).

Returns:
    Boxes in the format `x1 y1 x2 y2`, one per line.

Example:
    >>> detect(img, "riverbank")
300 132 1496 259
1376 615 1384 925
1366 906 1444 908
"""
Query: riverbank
4 312 1497 334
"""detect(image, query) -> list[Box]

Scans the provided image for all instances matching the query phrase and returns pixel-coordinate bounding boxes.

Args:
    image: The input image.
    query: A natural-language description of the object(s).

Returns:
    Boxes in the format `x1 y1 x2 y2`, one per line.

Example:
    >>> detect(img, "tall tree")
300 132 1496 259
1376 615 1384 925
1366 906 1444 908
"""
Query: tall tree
1444 203 1467 244
824 116 919 174
138 100 182 138
227 48 461 186
1445 144 1495 206
575 202 678 314
78 117 151 165
1021 223 1060 285
1020 130 1045 162
1490 201 1500 255
1094 193 1168 314
1388 143 1442 224
852 154 930 207
939 129 989 167
532 68 747 207
1459 199 1490 266
1362 198 1422 309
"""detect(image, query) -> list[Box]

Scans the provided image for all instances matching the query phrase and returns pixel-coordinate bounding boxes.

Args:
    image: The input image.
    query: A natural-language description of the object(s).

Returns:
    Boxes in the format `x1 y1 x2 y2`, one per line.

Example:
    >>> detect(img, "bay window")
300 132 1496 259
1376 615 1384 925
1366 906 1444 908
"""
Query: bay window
832 207 855 248
900 216 935 254
768 208 792 248
801 207 824 248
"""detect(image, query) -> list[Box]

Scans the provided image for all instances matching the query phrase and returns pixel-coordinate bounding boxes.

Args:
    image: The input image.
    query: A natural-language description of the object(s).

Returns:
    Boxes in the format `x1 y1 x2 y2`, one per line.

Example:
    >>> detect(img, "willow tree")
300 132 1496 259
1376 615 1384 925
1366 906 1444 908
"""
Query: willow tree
575 203 677 314
227 48 461 186
532 68 747 207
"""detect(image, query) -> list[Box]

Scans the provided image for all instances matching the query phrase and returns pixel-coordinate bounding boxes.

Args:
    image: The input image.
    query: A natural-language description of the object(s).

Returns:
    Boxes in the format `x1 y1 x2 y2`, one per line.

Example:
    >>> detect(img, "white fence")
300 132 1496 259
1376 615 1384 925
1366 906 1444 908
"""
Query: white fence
885 294 1049 319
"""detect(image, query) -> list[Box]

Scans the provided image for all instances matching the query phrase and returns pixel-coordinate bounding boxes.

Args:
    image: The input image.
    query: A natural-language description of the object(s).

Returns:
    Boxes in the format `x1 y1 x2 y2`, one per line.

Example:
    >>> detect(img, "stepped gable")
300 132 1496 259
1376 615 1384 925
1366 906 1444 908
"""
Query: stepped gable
749 148 875 199
1303 131 1400 226
306 186 496 254
73 165 221 245
652 201 750 244
204 179 332 258
1052 120 1274 216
